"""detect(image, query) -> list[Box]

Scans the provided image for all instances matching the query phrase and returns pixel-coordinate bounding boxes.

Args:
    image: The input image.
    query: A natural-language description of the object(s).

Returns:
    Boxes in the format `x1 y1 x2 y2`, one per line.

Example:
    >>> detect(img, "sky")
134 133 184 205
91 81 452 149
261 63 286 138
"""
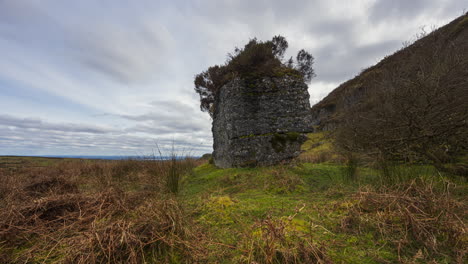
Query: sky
0 0 466 156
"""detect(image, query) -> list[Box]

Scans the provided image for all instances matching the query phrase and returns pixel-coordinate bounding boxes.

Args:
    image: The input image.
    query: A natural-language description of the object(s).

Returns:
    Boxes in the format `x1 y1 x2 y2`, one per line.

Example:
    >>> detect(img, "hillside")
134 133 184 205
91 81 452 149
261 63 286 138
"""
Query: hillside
310 13 468 129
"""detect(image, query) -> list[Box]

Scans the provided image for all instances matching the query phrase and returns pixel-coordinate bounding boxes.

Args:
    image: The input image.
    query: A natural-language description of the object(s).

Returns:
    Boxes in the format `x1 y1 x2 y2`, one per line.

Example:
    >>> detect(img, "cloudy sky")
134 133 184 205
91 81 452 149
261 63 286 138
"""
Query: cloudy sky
0 0 465 156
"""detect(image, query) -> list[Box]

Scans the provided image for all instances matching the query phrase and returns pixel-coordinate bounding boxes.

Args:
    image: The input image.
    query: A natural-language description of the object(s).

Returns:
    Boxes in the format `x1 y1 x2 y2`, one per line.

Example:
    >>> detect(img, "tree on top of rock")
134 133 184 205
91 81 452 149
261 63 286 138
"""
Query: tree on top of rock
194 36 315 117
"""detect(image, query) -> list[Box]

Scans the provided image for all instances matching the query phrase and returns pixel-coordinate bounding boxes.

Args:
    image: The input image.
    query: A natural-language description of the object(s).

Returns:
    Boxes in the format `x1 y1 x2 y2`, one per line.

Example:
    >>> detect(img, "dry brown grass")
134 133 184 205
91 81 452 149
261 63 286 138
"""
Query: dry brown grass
297 151 335 164
238 213 331 264
341 177 467 263
0 158 205 263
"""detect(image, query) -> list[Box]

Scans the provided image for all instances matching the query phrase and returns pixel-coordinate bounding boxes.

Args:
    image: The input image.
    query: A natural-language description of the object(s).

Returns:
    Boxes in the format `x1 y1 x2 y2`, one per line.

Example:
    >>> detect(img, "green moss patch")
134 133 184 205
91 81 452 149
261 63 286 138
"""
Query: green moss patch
270 132 301 153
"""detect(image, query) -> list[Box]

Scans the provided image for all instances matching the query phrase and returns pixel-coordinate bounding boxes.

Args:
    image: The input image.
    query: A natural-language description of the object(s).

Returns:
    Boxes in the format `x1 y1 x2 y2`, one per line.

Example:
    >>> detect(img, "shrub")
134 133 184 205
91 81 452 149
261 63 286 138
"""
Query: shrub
341 155 358 182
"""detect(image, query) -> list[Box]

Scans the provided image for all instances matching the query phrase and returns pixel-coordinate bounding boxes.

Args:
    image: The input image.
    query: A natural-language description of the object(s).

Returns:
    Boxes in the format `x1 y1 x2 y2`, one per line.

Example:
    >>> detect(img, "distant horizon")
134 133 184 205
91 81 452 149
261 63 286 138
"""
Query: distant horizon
0 154 202 160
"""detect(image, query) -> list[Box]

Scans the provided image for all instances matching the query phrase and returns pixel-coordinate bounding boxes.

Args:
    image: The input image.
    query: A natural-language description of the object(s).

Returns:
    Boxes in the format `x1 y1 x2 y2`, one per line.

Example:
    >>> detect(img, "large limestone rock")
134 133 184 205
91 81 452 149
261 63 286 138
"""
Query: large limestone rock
212 76 313 168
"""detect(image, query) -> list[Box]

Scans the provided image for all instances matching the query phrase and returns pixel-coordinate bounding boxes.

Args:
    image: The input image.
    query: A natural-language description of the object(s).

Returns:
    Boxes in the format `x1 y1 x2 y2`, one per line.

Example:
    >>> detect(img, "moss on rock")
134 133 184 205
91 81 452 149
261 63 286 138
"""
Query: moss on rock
270 132 301 153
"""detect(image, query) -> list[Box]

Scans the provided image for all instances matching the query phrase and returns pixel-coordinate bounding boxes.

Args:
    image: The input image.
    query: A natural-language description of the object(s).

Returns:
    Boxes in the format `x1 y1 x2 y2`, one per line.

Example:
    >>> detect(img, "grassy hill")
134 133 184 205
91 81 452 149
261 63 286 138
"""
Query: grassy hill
1 135 466 263
311 13 468 129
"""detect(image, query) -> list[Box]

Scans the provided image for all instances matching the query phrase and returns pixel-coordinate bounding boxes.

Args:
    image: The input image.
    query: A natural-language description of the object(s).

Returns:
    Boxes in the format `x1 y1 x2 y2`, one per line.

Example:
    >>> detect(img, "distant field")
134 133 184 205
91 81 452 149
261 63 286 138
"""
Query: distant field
0 156 68 169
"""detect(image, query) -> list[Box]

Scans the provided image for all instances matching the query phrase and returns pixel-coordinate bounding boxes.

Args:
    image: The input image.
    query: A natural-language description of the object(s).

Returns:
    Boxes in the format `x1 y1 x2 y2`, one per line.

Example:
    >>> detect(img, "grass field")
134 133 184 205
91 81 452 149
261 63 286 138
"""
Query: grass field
0 156 69 169
0 134 466 263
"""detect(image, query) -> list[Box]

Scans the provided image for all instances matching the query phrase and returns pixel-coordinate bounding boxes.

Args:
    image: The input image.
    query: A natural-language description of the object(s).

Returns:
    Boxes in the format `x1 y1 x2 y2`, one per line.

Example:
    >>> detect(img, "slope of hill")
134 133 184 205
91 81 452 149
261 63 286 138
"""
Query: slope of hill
311 13 468 129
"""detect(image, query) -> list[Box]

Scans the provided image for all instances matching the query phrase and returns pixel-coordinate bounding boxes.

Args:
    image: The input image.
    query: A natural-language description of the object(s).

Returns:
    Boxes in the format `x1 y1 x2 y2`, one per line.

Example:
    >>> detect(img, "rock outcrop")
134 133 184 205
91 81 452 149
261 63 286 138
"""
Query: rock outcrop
212 76 313 168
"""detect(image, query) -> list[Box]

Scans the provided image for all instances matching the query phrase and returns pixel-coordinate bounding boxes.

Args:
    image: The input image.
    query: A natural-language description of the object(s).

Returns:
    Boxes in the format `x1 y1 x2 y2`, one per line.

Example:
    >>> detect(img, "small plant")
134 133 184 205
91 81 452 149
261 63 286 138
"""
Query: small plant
341 154 358 182
167 154 180 194
153 142 196 195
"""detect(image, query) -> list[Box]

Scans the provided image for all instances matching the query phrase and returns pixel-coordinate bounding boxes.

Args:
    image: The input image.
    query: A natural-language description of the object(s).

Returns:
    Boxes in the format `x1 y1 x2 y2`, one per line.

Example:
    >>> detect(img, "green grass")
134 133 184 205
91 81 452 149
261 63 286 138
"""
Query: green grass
2 139 466 263
298 132 343 163
179 163 406 263
178 142 466 263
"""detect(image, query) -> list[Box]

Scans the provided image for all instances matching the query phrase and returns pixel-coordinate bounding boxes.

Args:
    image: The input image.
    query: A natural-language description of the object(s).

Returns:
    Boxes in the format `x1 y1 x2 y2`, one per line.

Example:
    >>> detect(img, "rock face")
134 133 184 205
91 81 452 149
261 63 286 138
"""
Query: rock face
212 76 313 168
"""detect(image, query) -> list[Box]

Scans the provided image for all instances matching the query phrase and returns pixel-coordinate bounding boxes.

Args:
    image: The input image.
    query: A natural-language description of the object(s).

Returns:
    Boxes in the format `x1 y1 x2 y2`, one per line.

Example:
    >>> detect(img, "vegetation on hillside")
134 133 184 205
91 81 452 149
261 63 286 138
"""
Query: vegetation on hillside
309 13 468 176
312 13 468 131
333 27 468 174
194 36 315 116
